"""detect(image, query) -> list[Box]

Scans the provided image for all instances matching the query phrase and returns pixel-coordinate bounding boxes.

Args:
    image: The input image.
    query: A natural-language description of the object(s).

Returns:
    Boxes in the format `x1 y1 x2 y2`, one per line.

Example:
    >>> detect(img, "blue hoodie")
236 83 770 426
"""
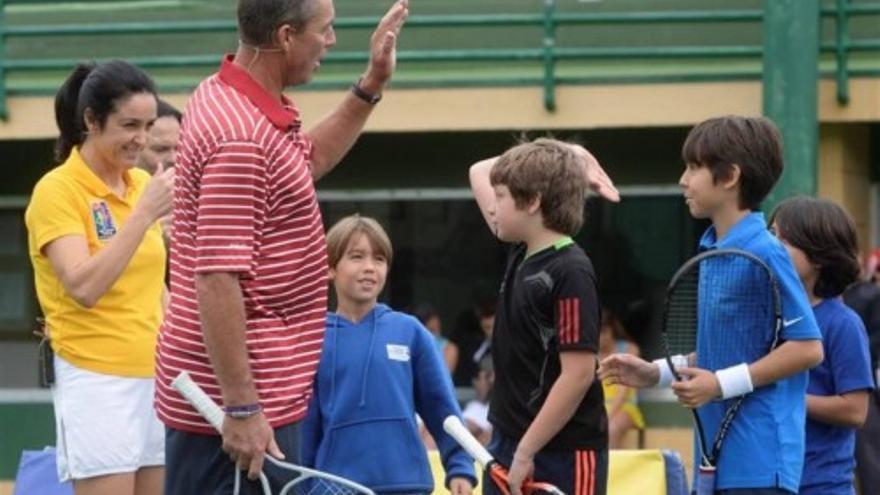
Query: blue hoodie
301 304 477 494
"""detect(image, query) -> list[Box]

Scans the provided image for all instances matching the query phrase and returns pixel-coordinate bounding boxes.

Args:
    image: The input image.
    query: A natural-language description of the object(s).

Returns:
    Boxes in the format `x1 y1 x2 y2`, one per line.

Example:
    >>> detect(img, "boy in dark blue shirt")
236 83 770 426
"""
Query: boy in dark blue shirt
770 197 874 495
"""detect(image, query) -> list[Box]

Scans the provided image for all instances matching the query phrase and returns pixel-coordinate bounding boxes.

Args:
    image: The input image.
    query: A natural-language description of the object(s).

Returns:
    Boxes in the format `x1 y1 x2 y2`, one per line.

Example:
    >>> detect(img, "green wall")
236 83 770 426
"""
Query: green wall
0 403 55 479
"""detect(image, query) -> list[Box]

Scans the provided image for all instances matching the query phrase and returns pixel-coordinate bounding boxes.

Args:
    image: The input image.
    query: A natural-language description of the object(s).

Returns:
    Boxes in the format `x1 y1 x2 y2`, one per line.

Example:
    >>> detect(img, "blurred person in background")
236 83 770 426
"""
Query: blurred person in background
843 248 880 494
598 310 644 449
135 98 180 175
463 355 495 445
136 98 180 243
414 303 459 374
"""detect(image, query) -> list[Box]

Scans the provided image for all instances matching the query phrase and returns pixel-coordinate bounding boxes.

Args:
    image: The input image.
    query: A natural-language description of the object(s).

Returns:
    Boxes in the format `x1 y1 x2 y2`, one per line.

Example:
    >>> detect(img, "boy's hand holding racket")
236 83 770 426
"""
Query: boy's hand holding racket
507 451 535 495
672 366 723 408
443 416 564 495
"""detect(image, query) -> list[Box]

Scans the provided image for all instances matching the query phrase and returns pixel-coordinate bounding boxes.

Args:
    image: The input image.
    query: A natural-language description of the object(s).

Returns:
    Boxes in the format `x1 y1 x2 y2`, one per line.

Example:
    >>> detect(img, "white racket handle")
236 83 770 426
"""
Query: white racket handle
171 371 225 431
443 415 494 467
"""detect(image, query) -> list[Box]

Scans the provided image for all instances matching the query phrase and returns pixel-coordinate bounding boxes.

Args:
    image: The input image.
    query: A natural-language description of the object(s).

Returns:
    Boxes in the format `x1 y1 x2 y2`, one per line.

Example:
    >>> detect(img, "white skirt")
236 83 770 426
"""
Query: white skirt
52 355 165 481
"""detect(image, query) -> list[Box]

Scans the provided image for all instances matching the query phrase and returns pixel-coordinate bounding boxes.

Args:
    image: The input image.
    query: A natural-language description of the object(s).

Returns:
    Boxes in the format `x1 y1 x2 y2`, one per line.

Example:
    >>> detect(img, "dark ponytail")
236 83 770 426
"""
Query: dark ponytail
53 60 157 163
54 63 96 162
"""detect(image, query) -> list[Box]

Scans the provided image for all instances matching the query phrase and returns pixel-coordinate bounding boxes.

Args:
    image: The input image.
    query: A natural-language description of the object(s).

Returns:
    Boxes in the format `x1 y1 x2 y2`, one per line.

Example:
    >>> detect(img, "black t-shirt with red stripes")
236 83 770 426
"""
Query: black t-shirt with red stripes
488 241 608 451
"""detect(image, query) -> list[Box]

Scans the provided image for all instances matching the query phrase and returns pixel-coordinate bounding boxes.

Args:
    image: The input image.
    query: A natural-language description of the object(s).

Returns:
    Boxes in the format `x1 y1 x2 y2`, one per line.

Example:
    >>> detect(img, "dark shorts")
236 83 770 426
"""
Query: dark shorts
164 422 301 495
482 430 608 495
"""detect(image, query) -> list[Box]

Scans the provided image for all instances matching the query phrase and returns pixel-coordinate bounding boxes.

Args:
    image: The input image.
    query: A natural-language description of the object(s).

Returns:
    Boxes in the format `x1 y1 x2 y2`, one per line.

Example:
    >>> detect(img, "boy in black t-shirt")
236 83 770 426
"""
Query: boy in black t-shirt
468 138 619 495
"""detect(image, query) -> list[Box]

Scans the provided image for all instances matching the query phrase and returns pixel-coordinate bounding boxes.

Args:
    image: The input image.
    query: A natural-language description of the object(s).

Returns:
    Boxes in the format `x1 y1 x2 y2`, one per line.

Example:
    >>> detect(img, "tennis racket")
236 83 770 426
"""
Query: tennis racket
661 248 782 495
443 416 564 495
171 371 376 495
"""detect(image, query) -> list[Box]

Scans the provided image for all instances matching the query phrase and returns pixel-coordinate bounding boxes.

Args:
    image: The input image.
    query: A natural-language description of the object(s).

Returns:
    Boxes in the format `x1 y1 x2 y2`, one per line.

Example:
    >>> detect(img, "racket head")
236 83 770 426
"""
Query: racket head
270 458 376 495
661 248 782 466
662 248 782 374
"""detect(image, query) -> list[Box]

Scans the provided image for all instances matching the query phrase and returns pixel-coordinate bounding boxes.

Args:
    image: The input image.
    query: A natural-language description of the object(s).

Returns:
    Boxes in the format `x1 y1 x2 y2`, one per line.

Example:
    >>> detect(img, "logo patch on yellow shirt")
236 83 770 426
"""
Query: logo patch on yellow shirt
90 201 117 240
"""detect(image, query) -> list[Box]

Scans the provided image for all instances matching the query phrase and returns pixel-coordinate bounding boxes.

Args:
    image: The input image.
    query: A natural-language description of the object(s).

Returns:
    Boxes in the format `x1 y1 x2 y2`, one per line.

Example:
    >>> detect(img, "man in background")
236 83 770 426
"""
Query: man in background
136 98 181 175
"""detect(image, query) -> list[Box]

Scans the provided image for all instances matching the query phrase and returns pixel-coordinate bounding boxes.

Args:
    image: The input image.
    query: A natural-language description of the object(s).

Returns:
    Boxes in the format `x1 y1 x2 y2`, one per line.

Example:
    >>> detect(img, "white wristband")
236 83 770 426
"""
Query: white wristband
715 363 754 399
653 355 687 387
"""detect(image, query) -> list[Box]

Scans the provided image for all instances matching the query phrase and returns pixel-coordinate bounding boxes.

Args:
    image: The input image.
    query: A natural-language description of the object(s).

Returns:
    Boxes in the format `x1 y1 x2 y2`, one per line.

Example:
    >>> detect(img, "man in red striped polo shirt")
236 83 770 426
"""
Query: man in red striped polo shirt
155 1 409 492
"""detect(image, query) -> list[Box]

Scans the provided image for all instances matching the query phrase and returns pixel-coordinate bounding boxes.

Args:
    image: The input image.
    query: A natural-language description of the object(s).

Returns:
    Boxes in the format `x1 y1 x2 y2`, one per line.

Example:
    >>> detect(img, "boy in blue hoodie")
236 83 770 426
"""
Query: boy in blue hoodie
301 215 476 495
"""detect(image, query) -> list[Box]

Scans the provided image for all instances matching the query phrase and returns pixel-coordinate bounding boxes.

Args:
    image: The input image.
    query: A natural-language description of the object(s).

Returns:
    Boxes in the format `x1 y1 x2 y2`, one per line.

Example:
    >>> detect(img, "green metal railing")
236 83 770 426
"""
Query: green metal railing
823 0 880 104
0 1 877 118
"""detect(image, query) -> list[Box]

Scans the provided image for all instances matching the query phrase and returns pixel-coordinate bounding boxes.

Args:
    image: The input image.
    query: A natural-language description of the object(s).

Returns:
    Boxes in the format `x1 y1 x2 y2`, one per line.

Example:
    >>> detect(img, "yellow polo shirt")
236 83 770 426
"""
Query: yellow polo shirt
25 148 166 377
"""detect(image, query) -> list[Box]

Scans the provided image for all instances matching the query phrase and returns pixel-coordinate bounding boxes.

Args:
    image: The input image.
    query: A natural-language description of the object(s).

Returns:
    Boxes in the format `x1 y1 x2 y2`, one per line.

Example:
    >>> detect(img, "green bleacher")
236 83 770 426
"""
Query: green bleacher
0 0 877 100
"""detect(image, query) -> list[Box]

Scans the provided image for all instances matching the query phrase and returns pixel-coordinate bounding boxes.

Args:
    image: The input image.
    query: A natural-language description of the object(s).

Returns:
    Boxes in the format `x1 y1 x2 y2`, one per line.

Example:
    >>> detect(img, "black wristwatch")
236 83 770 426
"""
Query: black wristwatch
351 78 382 105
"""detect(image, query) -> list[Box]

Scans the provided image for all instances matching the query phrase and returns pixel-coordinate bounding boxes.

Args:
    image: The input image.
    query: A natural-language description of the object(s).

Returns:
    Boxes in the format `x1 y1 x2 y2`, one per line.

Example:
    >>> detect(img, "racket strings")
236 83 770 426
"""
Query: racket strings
231 457 373 495
664 253 779 369
293 478 363 495
698 256 777 369
664 267 699 357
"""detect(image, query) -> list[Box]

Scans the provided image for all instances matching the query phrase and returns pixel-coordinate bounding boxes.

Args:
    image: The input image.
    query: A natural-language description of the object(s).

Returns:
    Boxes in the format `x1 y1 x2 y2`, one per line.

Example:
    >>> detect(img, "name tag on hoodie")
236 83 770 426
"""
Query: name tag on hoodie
386 344 410 362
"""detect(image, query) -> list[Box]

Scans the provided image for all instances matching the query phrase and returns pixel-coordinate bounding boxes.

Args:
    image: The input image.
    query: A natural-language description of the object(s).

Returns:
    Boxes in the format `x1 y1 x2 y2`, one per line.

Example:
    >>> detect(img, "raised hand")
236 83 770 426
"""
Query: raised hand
361 0 409 94
569 144 620 203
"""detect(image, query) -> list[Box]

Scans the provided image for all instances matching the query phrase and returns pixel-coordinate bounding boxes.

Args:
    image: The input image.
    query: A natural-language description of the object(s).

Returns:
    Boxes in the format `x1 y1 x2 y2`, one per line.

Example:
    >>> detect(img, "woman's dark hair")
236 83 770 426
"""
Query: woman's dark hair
769 196 861 298
54 60 157 162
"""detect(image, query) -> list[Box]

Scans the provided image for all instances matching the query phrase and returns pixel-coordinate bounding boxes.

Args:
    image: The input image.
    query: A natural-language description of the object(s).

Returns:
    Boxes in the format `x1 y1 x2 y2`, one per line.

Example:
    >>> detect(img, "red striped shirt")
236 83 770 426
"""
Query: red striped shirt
155 55 328 433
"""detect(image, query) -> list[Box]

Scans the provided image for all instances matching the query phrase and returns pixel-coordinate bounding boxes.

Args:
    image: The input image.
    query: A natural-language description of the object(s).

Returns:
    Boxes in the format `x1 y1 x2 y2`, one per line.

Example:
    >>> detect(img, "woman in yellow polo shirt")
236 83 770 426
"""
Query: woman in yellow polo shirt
25 60 173 495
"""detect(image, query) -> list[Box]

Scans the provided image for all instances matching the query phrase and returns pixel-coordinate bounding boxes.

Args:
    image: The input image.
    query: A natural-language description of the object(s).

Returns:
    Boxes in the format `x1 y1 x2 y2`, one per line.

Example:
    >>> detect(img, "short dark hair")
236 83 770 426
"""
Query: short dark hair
769 196 861 298
682 115 783 210
489 138 587 236
54 60 156 163
237 0 319 46
156 98 181 123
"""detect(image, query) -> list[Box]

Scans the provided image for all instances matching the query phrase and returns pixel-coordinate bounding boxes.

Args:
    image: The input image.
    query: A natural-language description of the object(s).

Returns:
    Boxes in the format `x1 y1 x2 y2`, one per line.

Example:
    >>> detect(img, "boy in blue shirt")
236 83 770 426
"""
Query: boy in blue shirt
769 197 874 495
600 116 824 494
469 138 619 495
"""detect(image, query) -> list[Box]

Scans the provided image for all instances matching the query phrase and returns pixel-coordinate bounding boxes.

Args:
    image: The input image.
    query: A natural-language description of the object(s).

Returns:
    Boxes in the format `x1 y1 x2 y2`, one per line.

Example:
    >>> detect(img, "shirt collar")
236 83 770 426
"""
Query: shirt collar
218 54 301 132
699 211 768 251
65 147 134 201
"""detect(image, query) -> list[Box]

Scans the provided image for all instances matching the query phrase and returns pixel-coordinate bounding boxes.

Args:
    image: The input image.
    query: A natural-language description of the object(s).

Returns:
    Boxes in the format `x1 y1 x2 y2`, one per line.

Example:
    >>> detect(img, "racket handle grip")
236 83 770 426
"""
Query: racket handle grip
171 371 225 431
696 466 716 495
443 415 494 467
